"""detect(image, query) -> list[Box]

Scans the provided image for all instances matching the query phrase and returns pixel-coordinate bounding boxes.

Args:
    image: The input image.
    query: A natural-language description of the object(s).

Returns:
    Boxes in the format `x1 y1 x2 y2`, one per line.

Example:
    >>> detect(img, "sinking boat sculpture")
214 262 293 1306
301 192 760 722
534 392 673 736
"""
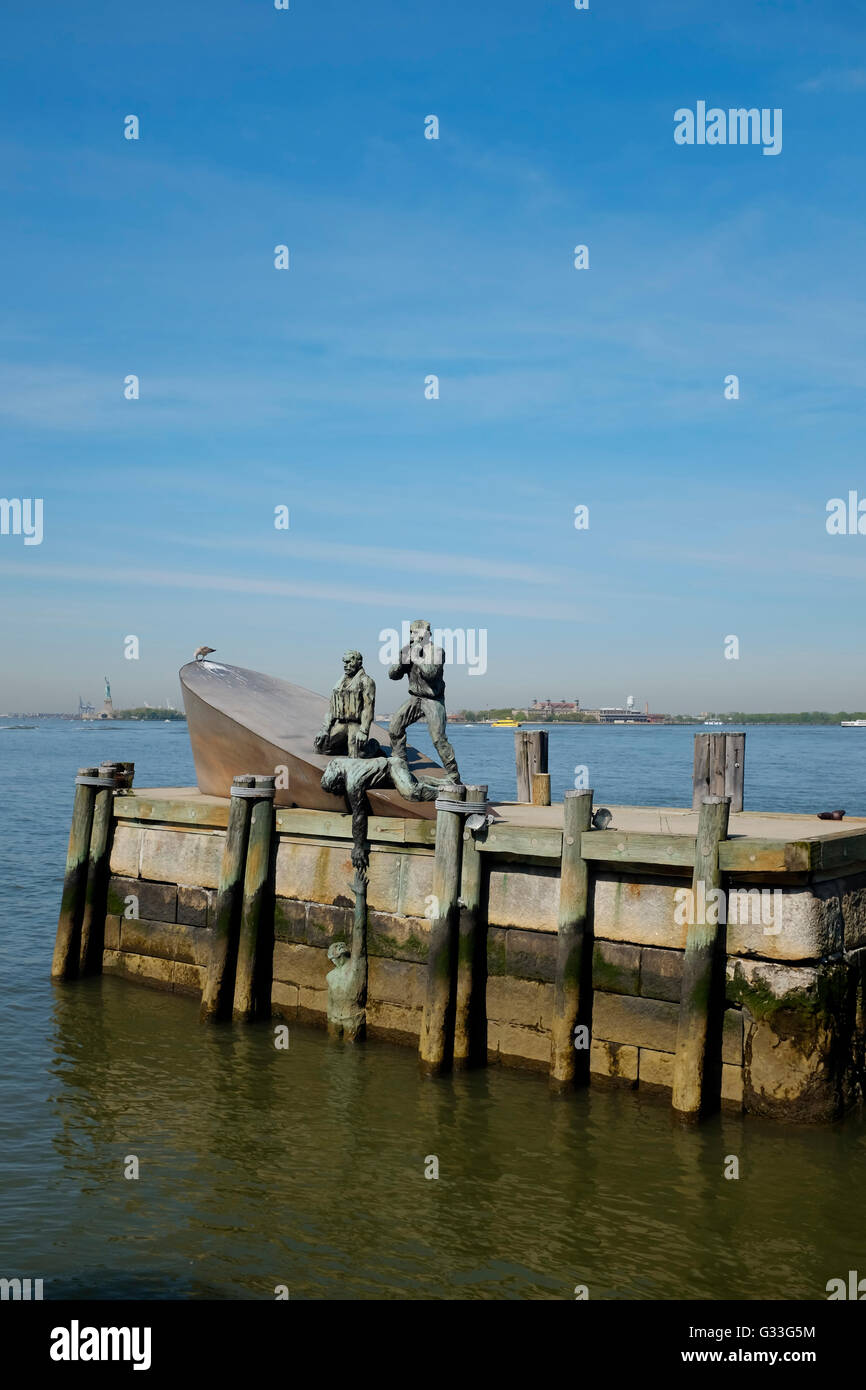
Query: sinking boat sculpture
179 659 447 818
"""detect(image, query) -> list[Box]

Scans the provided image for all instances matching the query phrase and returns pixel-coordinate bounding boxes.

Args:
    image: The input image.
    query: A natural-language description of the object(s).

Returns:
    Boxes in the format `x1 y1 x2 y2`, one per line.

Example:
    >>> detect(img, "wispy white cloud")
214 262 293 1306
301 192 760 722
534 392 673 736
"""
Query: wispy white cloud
0 559 597 623
149 532 567 586
798 68 866 92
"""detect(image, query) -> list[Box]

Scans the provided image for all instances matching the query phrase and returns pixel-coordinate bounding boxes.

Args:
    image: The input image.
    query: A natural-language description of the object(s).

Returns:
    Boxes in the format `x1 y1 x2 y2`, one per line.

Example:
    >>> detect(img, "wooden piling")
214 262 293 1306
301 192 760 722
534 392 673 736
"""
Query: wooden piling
515 732 529 801
724 733 745 813
549 789 594 1090
79 762 118 976
200 774 255 1023
52 766 100 980
531 772 551 806
672 794 731 1119
233 775 276 1021
453 784 487 1070
515 729 548 801
420 783 465 1076
692 733 726 808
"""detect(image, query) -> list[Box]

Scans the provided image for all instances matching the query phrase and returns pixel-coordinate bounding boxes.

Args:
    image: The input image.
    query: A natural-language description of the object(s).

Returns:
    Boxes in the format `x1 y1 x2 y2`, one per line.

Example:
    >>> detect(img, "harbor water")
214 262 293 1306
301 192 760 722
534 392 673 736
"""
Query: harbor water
1 720 864 1299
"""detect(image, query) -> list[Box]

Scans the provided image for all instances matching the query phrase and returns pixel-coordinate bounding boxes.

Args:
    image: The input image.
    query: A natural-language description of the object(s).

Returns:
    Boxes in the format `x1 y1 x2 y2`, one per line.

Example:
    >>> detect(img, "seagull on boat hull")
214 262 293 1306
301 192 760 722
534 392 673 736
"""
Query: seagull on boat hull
194 646 216 662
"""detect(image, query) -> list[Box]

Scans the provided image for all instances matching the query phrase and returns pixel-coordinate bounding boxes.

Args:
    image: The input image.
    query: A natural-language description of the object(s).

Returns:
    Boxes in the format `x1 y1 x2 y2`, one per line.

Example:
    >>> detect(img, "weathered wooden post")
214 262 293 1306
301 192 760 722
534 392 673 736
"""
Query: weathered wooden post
515 731 530 801
200 774 256 1023
233 775 276 1021
531 772 551 806
692 733 726 808
78 762 119 976
515 729 548 801
724 733 745 813
453 784 488 1070
694 733 744 812
672 794 731 1119
549 789 594 1090
52 766 100 980
420 783 466 1076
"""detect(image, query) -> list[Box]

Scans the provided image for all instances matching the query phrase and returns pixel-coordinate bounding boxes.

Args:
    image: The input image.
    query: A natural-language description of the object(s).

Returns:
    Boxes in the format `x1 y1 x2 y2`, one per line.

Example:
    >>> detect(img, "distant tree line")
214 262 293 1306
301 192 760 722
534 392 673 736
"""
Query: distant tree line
115 708 187 721
706 712 866 725
455 709 866 726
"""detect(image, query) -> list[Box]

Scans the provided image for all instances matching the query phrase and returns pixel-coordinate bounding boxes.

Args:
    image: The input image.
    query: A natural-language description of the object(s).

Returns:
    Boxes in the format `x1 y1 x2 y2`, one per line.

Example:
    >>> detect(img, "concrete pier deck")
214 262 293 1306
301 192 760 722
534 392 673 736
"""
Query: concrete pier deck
114 789 866 880
120 788 866 840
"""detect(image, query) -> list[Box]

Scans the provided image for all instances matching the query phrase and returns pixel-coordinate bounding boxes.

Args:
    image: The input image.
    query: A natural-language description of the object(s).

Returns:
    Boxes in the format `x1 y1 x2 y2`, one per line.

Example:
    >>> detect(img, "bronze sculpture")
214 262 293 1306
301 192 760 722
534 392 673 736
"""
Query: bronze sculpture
388 620 460 781
314 650 377 757
325 890 367 1042
179 659 447 817
321 752 444 1041
320 754 441 877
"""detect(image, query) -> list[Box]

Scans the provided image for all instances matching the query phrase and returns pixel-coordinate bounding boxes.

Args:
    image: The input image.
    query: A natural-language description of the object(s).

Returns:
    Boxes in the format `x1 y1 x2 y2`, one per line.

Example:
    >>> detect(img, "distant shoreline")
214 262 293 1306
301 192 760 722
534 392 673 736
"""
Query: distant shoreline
0 711 187 722
453 714 866 728
3 711 865 730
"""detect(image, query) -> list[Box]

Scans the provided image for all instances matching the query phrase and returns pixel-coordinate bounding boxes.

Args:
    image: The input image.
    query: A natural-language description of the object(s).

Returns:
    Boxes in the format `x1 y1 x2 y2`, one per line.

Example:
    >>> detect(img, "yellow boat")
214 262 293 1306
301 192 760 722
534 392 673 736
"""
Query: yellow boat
490 718 522 727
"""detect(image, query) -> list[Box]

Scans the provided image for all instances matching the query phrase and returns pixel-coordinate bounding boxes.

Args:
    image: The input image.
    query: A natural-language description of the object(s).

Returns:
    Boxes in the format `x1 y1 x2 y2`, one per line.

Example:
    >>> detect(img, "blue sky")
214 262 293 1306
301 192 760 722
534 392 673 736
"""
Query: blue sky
1 0 865 713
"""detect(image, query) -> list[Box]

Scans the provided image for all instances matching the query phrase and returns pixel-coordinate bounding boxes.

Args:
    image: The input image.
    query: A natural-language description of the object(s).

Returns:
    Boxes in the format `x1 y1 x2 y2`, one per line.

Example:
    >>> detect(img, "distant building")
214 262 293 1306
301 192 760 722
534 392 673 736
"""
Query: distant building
596 696 668 724
598 706 650 724
528 697 580 717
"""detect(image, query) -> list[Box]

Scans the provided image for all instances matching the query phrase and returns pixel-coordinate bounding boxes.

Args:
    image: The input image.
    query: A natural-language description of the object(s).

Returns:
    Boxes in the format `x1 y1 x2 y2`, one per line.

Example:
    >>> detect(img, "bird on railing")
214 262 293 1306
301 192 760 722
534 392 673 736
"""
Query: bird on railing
194 645 216 662
592 807 613 830
817 809 845 820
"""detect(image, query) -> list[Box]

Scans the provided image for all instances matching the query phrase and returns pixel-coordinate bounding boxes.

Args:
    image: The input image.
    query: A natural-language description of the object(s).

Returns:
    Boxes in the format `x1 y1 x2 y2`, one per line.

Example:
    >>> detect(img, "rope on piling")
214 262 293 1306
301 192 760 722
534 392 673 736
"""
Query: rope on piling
435 797 490 815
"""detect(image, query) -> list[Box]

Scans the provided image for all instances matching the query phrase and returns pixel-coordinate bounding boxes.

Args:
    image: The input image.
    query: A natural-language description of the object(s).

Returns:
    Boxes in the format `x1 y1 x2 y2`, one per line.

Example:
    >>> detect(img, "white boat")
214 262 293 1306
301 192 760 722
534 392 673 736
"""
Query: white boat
841 720 866 727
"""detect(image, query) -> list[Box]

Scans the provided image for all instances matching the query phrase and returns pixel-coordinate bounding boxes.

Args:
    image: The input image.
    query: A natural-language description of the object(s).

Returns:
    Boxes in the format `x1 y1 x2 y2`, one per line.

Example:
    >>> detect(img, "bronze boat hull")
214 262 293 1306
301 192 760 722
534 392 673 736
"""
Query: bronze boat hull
179 660 446 818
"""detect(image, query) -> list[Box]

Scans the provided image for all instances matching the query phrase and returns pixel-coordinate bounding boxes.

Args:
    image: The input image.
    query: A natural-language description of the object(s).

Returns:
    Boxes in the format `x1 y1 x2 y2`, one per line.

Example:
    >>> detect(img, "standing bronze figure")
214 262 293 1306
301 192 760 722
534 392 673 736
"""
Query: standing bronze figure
388 620 460 781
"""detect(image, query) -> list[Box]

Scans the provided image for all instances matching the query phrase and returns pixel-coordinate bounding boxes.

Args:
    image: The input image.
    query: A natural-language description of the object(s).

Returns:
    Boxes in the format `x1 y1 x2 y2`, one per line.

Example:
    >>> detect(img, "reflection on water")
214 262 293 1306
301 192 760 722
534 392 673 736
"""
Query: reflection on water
0 976 859 1300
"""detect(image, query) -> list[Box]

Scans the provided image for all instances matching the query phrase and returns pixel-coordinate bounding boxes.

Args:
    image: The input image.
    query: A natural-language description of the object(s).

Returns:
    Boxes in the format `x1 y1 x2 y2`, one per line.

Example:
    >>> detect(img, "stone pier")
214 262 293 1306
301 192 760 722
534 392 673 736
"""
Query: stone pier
91 789 866 1123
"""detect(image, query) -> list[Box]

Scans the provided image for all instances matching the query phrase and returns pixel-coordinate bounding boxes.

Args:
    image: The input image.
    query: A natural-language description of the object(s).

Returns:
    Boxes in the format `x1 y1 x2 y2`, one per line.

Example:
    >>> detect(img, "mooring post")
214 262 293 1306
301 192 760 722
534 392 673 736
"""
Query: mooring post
515 729 548 802
531 772 551 806
233 774 276 1022
52 766 100 980
419 783 466 1076
78 762 119 976
692 733 726 808
453 784 488 1070
549 788 594 1090
724 733 745 813
515 731 529 801
672 794 731 1120
200 774 256 1023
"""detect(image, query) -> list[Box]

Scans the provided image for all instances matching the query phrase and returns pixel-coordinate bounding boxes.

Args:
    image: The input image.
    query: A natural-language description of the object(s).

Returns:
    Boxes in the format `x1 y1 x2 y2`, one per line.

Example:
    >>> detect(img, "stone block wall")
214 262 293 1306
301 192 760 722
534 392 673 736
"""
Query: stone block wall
101 819 866 1121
